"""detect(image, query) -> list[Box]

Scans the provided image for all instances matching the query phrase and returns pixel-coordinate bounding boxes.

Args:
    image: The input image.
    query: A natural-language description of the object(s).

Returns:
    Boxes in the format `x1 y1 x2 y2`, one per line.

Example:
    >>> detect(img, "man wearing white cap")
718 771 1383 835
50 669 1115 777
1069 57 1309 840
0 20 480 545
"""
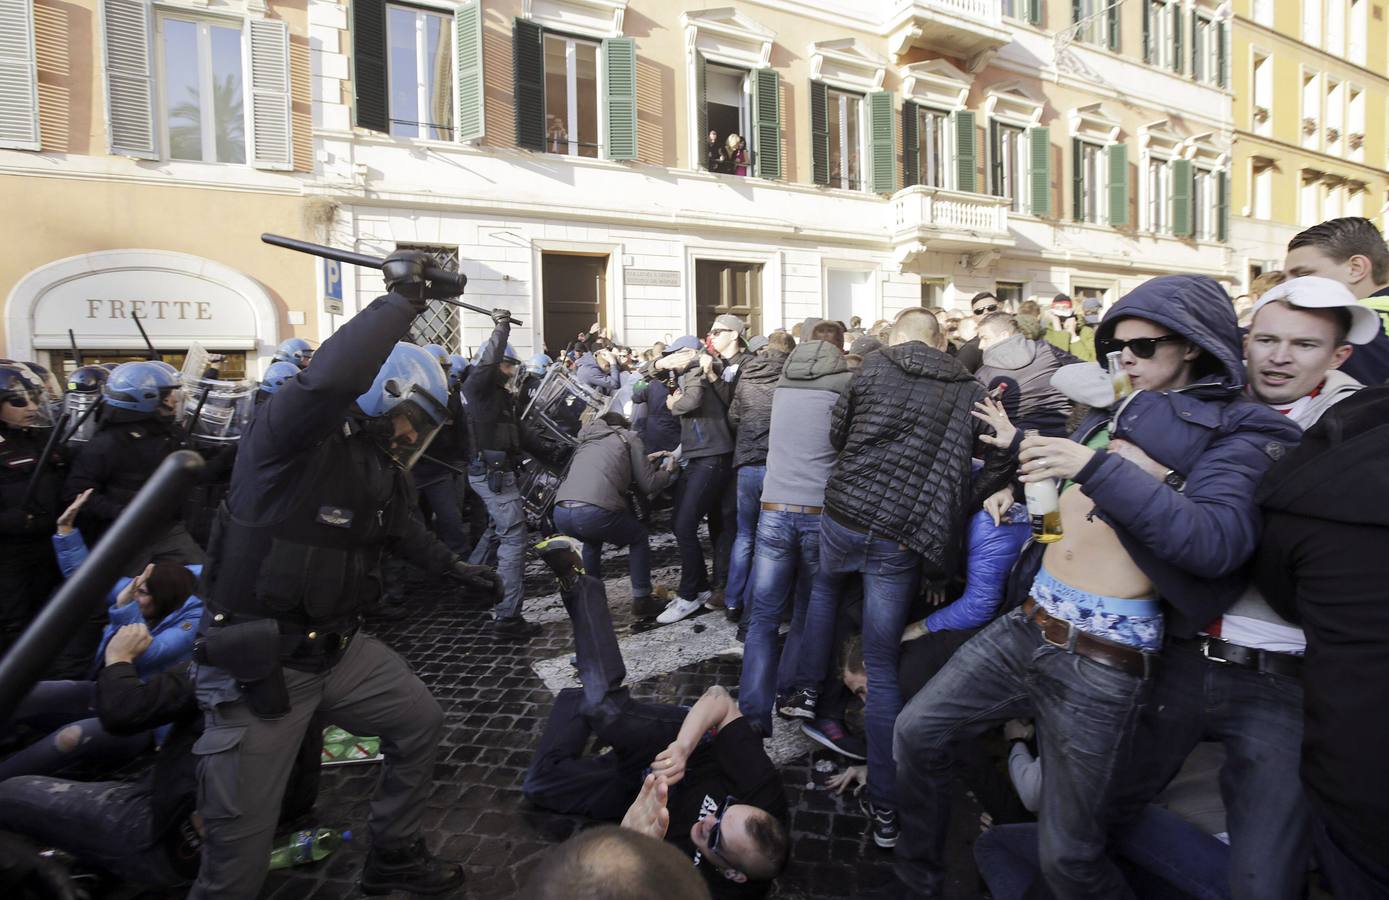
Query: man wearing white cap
1106 274 1376 899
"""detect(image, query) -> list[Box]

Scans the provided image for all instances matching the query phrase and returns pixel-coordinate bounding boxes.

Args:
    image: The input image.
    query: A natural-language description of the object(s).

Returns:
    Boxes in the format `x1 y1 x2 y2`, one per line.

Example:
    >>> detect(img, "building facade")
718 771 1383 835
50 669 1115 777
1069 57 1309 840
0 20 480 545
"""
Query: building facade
1229 0 1389 287
1 0 1249 367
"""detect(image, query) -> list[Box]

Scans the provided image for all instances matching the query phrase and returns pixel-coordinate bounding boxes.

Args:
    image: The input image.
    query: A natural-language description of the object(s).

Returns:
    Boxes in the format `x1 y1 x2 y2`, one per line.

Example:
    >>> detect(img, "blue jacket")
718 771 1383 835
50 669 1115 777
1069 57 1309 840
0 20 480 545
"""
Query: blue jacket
575 353 621 395
53 529 204 679
1070 276 1303 637
632 378 681 454
925 503 1030 632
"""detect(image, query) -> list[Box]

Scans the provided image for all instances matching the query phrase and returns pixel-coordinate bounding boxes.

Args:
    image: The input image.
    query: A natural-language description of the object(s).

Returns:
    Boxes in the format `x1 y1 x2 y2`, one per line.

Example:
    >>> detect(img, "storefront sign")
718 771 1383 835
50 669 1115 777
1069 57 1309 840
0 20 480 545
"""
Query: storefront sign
625 268 681 287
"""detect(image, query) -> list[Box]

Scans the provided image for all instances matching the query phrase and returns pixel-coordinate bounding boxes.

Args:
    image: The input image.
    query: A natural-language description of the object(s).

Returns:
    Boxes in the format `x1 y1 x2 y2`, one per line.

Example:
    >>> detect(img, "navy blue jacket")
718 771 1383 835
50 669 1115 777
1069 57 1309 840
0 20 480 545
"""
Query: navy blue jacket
925 503 1030 632
1069 276 1303 637
632 378 681 454
574 353 621 395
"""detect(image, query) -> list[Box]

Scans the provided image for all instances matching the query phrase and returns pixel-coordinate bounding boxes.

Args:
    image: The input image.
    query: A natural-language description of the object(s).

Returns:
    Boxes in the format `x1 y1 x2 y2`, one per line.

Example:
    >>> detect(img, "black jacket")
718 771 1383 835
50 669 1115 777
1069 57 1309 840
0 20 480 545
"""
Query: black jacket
64 413 186 524
727 350 788 468
0 422 68 539
1336 285 1389 385
669 351 750 460
413 389 468 485
632 379 681 454
823 342 1016 579
1253 385 1389 867
462 320 521 456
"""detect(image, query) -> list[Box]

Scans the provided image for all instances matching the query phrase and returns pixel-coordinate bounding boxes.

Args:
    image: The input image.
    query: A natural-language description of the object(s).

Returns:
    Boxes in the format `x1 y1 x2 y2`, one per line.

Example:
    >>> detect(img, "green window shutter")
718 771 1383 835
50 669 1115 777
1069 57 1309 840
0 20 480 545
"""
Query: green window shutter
1190 11 1199 80
1028 0 1042 26
0 0 41 150
1216 169 1229 241
454 0 484 142
1172 4 1182 74
352 0 388 132
868 90 895 194
1029 125 1050 215
989 118 1002 195
1107 143 1128 226
696 54 708 168
603 36 636 160
1107 2 1119 51
752 68 781 178
954 109 976 193
810 80 829 186
1216 22 1227 88
902 100 919 188
101 0 157 157
512 18 544 150
1071 137 1084 220
1142 0 1151 63
1171 158 1193 236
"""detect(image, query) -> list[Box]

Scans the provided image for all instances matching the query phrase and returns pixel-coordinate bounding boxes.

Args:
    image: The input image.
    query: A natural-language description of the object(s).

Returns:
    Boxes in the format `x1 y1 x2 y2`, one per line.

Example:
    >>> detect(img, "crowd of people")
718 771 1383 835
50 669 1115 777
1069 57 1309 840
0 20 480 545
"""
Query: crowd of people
0 217 1387 899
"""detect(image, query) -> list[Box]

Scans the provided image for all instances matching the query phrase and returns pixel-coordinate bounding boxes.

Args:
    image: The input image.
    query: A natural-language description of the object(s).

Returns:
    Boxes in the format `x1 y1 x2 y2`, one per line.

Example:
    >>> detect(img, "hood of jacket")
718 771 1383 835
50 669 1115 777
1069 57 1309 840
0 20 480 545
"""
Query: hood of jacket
737 350 788 385
980 333 1040 371
882 341 975 382
576 417 623 445
1096 275 1245 390
782 339 849 384
576 352 610 377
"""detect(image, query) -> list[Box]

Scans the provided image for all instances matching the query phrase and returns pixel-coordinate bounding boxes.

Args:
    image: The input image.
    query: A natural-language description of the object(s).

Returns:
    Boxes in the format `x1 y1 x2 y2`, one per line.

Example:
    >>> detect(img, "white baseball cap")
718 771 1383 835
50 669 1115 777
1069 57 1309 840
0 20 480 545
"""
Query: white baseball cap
1252 276 1381 345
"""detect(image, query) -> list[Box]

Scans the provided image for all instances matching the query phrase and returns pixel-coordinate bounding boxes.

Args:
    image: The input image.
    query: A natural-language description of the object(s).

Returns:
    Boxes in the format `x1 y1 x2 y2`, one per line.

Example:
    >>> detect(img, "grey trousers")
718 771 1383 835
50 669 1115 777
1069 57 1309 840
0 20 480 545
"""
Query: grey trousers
190 633 444 900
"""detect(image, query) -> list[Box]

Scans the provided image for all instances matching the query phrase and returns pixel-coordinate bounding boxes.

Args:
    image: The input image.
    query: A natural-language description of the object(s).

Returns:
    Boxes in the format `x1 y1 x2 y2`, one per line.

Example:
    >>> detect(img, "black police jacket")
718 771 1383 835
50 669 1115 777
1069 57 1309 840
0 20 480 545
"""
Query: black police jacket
0 422 68 539
462 319 521 456
63 413 185 524
203 293 458 625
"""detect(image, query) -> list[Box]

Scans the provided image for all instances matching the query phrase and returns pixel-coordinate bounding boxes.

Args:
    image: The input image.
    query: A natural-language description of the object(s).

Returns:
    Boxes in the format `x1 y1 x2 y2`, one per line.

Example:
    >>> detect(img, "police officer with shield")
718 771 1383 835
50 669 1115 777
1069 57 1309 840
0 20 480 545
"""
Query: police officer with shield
189 251 501 899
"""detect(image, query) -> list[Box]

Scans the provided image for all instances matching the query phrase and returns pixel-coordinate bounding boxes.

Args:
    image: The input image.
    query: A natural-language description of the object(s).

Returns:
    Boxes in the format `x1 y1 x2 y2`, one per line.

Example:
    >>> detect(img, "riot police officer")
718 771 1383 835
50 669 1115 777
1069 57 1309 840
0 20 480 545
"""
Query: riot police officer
412 345 469 556
61 364 109 446
519 352 551 410
271 336 317 369
189 251 500 899
0 364 67 656
255 360 300 405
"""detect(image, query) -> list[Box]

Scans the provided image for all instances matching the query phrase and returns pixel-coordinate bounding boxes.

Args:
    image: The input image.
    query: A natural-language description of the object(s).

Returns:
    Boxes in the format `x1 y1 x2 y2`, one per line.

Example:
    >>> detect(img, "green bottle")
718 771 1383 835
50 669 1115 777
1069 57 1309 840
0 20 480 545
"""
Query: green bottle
267 828 350 869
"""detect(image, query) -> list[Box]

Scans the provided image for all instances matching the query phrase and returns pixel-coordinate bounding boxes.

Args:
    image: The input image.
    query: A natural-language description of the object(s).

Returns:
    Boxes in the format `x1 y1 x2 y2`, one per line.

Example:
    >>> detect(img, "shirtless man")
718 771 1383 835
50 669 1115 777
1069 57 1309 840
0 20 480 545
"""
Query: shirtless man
880 276 1300 900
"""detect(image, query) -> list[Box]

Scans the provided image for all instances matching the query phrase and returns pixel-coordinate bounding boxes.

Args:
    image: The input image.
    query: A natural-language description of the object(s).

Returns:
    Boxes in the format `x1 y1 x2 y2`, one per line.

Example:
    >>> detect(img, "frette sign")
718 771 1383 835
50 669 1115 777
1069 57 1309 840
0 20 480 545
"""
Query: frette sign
84 299 215 321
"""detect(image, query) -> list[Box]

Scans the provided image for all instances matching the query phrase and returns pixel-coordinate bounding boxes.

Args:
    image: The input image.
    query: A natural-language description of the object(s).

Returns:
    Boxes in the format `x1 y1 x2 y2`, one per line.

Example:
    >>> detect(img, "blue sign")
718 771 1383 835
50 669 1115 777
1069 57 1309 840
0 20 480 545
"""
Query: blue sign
323 259 343 315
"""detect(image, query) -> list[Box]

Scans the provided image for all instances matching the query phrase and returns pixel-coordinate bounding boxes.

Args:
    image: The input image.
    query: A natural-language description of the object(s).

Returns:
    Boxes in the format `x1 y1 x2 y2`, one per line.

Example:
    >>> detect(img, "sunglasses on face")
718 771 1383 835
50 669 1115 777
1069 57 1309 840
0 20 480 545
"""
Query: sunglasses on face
709 328 734 336
973 303 1000 314
1095 334 1185 359
3 396 31 408
707 794 737 861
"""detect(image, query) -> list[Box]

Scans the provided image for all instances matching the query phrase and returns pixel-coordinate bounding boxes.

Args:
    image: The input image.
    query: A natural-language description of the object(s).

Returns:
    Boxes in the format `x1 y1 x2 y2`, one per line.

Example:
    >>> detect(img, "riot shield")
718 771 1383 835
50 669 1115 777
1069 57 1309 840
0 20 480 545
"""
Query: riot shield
516 366 608 527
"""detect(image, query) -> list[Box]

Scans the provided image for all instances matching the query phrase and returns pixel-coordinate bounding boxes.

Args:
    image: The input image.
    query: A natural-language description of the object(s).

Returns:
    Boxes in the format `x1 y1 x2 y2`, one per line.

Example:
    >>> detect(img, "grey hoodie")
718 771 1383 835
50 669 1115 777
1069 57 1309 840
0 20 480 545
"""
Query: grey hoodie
974 333 1077 436
554 418 675 513
761 340 852 508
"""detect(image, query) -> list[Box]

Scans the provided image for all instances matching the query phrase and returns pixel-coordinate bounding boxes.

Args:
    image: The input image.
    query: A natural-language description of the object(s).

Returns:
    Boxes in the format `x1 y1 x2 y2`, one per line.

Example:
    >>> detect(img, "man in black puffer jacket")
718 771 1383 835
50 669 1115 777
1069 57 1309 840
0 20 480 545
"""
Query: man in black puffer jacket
722 330 796 622
780 308 1018 849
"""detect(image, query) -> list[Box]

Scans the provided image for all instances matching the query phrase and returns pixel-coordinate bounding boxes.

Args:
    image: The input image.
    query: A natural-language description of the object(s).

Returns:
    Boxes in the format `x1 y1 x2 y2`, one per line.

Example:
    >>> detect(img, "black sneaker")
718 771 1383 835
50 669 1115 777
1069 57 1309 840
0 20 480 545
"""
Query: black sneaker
777 688 818 720
801 718 867 761
534 535 584 589
360 838 464 896
860 797 899 849
492 616 542 640
631 595 664 618
724 604 743 623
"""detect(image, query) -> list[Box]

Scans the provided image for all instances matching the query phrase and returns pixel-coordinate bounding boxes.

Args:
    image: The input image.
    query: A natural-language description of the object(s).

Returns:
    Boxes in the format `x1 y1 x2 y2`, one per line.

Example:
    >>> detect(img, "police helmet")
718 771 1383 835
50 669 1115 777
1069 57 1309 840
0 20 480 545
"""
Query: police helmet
258 361 300 396
421 343 451 369
524 353 552 378
0 364 53 428
355 343 450 468
447 354 470 391
272 338 317 370
103 361 182 415
67 365 110 394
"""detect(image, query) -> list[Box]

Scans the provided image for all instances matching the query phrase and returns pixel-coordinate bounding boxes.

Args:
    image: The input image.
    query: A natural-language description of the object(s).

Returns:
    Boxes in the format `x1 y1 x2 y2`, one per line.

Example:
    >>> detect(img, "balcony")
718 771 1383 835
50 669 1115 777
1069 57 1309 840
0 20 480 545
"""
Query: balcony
886 0 1010 70
890 185 1013 270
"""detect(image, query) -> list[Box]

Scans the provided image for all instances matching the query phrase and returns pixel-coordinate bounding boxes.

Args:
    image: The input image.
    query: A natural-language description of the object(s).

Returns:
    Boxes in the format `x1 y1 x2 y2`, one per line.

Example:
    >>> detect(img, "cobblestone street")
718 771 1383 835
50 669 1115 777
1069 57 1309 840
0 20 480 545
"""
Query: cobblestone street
262 528 987 899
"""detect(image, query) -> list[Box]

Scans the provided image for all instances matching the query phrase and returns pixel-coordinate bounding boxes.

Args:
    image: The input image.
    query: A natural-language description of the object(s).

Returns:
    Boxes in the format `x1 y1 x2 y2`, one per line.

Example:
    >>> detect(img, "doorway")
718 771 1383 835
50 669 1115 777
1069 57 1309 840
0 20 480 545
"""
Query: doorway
826 269 874 327
541 253 608 357
695 260 762 337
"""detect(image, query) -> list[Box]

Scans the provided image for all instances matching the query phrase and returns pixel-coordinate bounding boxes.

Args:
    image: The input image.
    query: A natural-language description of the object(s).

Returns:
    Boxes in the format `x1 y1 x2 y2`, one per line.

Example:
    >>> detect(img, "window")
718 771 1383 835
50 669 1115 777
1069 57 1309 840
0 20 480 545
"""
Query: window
397 243 463 350
1251 52 1272 136
1192 167 1216 240
1349 0 1367 64
1304 0 1323 47
1300 171 1322 227
1348 86 1365 162
1323 180 1346 221
917 107 949 188
159 17 246 163
1301 70 1321 151
1252 160 1273 220
1192 15 1221 86
1327 0 1346 56
1147 157 1171 234
704 64 749 172
1326 78 1344 156
1075 140 1105 224
1073 286 1107 309
1074 0 1116 49
827 89 864 191
1147 1 1173 68
385 5 454 140
921 278 945 307
542 33 599 157
995 282 1024 311
993 123 1029 212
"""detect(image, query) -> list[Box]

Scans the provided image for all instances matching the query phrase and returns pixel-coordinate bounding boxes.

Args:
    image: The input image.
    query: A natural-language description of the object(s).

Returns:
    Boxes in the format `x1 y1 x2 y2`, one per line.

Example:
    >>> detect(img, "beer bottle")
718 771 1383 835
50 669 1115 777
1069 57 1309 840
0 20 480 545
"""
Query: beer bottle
1024 429 1064 543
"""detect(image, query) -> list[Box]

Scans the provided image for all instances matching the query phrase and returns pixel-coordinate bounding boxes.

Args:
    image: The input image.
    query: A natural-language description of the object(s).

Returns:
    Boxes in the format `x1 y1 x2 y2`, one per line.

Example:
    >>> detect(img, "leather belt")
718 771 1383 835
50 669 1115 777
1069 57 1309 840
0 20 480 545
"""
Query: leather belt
760 502 823 515
1168 634 1303 679
1022 597 1153 679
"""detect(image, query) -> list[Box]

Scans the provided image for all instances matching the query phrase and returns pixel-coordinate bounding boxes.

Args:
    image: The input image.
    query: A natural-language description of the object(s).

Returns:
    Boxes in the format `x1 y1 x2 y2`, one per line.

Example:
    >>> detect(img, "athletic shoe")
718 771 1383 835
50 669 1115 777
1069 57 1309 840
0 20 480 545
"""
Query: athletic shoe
777 688 818 720
861 797 900 849
656 591 710 625
724 604 743 623
534 535 584 589
801 718 867 761
492 616 542 639
703 590 726 611
631 595 664 618
361 838 464 895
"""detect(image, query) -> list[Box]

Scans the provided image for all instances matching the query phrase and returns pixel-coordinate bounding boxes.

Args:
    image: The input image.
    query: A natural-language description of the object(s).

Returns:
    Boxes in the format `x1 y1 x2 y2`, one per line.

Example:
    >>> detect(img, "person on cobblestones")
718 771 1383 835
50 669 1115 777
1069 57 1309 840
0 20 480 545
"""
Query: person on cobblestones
525 536 790 899
189 250 502 899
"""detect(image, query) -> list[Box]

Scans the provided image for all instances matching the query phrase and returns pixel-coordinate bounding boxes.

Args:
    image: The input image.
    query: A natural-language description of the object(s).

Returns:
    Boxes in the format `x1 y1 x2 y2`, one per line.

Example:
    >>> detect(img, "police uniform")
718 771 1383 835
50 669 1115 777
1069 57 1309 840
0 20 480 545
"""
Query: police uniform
191 289 489 899
0 419 66 655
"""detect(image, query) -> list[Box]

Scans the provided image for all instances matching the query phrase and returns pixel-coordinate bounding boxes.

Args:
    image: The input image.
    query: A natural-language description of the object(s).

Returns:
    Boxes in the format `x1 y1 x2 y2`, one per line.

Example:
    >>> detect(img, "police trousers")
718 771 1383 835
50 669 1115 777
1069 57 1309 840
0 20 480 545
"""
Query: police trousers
190 633 443 900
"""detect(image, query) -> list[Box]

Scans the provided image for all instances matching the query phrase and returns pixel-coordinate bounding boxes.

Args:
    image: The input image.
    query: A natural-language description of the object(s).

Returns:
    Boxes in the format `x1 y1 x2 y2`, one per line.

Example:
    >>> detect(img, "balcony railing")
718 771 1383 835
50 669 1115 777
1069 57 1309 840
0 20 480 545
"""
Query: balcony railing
887 0 1009 61
891 185 1012 251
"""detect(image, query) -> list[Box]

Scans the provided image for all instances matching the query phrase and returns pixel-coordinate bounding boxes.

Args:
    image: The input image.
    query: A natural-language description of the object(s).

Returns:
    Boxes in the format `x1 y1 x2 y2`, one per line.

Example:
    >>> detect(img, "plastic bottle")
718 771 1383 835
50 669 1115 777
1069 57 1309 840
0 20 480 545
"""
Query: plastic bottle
268 828 350 870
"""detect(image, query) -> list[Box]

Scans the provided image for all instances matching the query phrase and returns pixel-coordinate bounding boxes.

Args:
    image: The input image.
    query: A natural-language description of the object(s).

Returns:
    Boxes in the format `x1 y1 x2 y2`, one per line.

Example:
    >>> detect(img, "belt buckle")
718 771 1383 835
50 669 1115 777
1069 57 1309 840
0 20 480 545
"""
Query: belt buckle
1200 636 1230 664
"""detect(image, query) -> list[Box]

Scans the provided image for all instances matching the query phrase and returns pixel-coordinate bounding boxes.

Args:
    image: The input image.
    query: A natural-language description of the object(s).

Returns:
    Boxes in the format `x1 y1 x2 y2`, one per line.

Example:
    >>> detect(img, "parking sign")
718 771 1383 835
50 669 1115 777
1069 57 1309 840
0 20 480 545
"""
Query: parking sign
323 259 344 315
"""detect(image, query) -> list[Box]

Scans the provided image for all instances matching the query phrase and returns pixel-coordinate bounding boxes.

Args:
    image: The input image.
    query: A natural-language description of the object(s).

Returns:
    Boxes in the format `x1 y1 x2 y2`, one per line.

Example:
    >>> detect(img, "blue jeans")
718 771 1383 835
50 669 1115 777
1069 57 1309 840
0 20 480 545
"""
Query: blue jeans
466 471 526 619
792 514 920 809
893 607 1150 899
0 679 151 780
671 455 732 600
553 502 653 598
723 465 766 611
737 509 820 734
417 475 468 557
1108 644 1310 900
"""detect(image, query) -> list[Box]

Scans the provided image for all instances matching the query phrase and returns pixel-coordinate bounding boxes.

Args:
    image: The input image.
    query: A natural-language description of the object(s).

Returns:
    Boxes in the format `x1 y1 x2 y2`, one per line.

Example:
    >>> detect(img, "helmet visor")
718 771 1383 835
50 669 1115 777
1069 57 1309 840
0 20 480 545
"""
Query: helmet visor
384 388 447 469
1 388 55 429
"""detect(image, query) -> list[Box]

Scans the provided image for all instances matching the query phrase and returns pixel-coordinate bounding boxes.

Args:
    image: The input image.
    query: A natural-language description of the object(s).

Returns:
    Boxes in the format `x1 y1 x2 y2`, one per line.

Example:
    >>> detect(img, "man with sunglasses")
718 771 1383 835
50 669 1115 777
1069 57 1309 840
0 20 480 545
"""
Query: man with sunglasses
950 292 999 374
525 536 790 898
888 276 1299 900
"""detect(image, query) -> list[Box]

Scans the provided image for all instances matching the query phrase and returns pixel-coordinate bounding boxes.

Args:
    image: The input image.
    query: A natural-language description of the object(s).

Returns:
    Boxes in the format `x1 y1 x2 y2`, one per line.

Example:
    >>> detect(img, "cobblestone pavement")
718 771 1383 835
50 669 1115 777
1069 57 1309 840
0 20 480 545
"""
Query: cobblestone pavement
262 528 987 899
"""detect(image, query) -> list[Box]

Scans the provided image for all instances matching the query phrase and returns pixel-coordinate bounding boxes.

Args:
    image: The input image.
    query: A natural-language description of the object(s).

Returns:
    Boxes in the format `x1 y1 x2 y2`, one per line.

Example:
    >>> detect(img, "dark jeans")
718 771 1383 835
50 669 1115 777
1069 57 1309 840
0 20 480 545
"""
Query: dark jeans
975 805 1232 900
554 502 653 598
723 465 766 611
1108 644 1310 900
522 573 686 818
737 509 820 735
893 607 1150 899
0 679 151 780
417 475 468 557
793 514 920 809
0 776 185 886
671 454 732 600
1313 811 1389 900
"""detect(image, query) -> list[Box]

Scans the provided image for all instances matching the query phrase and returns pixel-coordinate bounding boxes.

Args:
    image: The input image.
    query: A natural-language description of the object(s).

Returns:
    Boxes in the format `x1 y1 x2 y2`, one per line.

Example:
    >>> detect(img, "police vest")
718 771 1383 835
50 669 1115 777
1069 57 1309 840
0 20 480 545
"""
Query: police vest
203 426 402 626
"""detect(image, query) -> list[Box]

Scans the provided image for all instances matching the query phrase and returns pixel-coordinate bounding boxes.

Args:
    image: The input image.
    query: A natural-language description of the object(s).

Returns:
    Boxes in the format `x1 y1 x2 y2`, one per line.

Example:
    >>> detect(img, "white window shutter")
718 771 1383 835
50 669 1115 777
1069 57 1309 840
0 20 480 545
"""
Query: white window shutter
100 0 156 158
454 0 483 142
247 18 292 170
0 0 41 150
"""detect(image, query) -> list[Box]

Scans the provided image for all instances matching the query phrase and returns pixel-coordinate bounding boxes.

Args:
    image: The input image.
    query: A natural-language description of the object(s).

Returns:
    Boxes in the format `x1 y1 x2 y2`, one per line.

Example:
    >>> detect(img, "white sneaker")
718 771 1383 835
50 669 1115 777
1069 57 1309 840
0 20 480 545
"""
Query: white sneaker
656 592 709 625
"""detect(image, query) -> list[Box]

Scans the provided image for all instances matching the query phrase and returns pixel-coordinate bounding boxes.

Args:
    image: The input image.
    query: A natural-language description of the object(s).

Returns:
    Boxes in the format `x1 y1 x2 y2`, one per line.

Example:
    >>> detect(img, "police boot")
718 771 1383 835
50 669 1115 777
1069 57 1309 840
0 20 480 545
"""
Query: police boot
360 838 464 896
534 535 584 591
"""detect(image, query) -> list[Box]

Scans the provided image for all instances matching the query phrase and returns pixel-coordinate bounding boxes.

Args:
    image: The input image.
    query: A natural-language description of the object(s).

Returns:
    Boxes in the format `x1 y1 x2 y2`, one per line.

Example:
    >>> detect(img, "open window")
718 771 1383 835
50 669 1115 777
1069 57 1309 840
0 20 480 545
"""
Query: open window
809 39 891 193
984 81 1045 214
684 9 779 178
1069 103 1125 228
